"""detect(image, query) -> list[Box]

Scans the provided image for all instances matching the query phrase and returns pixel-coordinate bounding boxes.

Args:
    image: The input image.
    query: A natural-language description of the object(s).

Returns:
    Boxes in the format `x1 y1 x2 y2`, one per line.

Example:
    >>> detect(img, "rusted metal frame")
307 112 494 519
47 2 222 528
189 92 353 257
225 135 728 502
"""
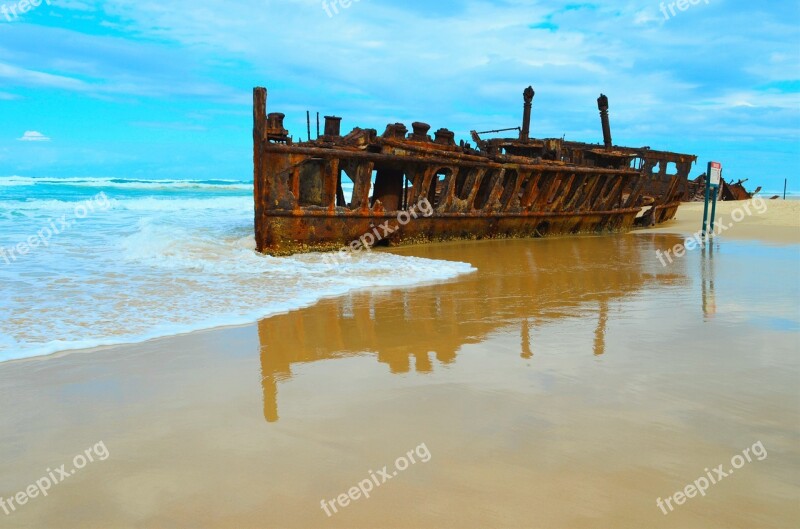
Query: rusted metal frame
676 161 693 200
426 170 440 207
464 167 488 210
413 166 439 208
507 170 529 212
443 166 480 213
541 175 561 209
394 135 597 174
623 176 646 208
290 165 300 206
576 174 604 211
519 170 543 212
588 176 614 211
340 159 357 186
470 168 499 213
563 140 697 165
269 158 314 190
454 167 478 202
349 161 374 211
404 164 427 206
638 157 656 178
262 208 641 218
677 161 693 180
403 173 409 209
262 144 640 176
435 166 459 212
322 158 339 212
501 169 526 212
262 152 301 210
547 173 577 212
562 173 590 211
579 175 617 211
661 175 681 205
336 171 346 207
530 171 559 211
420 166 439 208
380 137 484 162
372 166 405 211
544 173 565 207
254 143 270 211
595 178 625 211
549 171 577 211
253 88 268 203
518 170 539 212
483 168 507 213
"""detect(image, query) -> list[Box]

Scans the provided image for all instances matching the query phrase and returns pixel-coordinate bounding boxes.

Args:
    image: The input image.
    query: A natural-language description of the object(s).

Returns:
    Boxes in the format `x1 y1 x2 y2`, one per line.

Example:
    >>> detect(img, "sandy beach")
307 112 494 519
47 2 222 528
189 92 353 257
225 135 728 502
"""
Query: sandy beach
0 200 798 529
2 0 798 526
639 198 800 244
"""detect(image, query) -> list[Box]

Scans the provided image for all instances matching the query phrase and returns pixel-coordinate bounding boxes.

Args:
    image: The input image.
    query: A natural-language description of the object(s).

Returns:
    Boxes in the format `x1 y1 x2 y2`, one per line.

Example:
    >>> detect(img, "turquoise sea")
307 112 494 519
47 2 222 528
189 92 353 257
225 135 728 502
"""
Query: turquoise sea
0 176 473 362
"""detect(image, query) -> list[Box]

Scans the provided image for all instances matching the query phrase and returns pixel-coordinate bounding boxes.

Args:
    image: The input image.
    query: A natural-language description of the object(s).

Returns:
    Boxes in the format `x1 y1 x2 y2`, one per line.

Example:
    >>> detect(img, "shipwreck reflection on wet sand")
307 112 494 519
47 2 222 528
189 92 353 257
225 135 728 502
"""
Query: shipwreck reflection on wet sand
259 234 689 422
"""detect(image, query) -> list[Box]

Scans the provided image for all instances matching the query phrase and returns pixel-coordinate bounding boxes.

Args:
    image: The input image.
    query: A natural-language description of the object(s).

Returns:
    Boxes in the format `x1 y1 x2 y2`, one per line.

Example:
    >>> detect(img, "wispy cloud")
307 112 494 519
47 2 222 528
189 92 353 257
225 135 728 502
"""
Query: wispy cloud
18 131 51 142
0 0 796 185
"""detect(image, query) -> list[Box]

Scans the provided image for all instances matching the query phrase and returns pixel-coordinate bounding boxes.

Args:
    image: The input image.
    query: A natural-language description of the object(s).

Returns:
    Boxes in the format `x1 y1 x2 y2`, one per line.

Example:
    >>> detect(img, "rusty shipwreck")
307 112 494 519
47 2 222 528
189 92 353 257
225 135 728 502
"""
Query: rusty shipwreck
253 86 697 256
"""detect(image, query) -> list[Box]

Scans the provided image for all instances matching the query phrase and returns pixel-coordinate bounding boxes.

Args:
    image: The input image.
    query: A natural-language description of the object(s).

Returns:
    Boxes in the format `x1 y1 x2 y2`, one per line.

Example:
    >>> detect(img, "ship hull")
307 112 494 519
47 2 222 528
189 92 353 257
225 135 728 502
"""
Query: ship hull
252 87 696 256
258 209 641 255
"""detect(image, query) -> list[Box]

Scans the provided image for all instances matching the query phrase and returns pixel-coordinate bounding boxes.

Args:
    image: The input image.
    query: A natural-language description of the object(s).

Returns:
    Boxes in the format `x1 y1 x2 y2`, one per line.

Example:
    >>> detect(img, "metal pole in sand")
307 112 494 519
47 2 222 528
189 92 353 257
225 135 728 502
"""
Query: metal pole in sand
709 184 718 234
704 162 722 238
702 170 711 239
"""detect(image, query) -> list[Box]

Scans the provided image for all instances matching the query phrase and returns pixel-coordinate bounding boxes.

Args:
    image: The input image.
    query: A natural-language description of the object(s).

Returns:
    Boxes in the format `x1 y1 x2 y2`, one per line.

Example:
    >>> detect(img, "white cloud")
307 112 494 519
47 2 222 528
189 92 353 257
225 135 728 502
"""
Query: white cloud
0 0 796 184
18 131 51 142
0 62 89 92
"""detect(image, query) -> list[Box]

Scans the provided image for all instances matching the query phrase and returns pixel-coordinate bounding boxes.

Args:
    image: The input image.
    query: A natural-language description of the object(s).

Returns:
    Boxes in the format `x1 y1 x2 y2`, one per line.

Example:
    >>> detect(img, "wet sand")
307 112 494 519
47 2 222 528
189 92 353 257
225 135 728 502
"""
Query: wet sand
1 213 799 528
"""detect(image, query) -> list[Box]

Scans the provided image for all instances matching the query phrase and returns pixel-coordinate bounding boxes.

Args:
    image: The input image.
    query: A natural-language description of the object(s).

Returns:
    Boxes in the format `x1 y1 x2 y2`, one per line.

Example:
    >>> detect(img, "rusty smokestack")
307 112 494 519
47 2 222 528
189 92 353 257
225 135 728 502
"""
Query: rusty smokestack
597 94 612 150
520 86 535 141
324 115 342 137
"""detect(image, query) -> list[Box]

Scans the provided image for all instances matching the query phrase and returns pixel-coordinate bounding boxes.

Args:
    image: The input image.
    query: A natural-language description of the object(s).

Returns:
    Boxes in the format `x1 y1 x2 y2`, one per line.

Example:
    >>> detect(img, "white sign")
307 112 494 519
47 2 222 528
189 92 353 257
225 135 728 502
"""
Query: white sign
709 162 722 186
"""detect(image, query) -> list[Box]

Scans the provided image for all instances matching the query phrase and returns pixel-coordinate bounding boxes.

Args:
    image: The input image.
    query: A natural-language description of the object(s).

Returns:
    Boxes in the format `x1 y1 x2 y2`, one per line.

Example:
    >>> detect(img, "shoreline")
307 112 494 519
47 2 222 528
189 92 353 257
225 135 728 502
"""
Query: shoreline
4 199 798 367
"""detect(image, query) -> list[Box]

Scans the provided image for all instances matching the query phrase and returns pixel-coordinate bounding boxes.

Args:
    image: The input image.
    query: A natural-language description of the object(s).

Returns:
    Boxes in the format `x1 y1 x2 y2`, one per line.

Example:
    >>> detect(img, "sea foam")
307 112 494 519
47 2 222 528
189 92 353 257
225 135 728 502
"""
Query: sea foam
0 177 475 362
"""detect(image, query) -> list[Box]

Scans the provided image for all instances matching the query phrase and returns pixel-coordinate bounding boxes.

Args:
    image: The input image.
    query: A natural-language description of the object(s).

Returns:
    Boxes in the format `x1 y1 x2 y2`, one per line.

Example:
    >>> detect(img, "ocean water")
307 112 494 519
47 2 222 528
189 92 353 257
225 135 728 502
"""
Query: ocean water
0 176 474 362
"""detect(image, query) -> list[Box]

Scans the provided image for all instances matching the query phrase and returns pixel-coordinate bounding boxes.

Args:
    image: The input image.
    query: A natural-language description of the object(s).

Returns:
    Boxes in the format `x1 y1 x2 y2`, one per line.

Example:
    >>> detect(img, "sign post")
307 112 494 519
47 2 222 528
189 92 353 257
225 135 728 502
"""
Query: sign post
702 161 722 239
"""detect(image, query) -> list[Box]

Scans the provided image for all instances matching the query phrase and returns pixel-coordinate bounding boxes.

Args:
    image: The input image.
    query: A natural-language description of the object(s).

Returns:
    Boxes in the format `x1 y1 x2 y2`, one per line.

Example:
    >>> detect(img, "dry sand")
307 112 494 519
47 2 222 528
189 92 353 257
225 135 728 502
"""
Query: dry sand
639 198 800 244
0 203 798 529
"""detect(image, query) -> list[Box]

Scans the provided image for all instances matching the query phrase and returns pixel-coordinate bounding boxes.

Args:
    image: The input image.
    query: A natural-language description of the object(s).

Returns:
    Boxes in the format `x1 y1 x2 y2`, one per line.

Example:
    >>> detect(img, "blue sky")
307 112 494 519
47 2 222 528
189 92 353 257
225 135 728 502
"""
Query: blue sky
0 0 798 192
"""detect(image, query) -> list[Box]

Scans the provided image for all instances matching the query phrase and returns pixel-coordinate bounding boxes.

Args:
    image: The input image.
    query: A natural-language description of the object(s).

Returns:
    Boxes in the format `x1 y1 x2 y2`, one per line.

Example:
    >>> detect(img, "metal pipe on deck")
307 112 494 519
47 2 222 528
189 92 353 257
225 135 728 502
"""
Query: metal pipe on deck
597 94 612 150
520 86 535 141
